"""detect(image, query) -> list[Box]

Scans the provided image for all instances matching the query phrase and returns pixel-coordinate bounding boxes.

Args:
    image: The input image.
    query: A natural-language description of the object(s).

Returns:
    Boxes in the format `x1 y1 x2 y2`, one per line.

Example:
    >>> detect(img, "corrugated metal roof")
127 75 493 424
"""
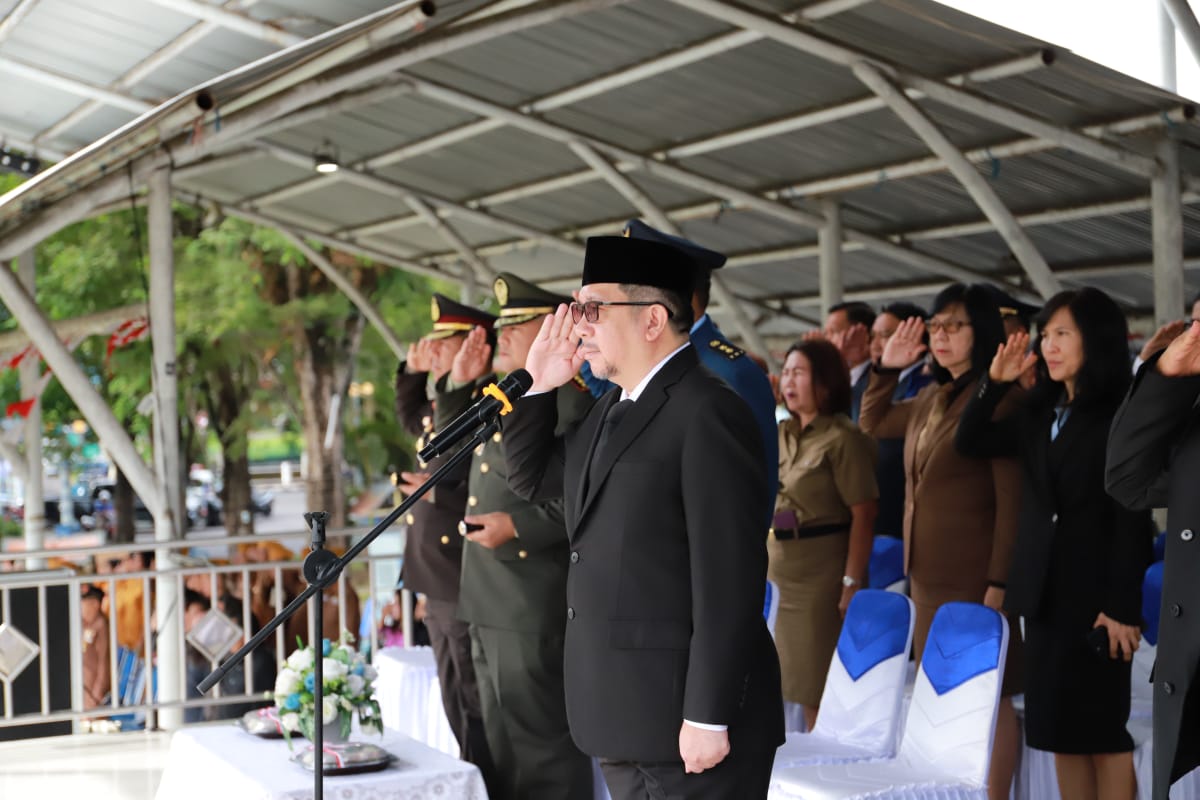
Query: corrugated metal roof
1 0 1198 345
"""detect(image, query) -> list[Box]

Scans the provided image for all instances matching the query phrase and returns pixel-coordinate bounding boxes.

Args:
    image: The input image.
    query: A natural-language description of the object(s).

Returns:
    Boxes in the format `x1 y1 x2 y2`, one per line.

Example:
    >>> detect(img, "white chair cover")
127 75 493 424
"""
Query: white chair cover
774 591 916 771
770 602 1008 800
766 579 781 639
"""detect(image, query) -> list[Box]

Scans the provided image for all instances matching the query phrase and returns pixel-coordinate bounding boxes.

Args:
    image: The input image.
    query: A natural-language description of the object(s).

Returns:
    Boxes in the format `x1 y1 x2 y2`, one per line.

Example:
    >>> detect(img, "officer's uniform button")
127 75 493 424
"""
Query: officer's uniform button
1171 603 1183 617
493 432 502 443
480 462 489 474
474 444 484 456
567 607 575 620
1182 529 1194 542
406 514 414 525
468 496 478 507
518 550 527 559
440 535 450 545
570 552 580 564
1051 513 1058 524
1163 681 1176 696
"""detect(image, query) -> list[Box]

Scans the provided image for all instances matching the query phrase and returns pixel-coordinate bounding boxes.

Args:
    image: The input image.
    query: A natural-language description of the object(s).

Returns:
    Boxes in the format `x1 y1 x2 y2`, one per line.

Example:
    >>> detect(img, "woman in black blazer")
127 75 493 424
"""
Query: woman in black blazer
956 288 1152 800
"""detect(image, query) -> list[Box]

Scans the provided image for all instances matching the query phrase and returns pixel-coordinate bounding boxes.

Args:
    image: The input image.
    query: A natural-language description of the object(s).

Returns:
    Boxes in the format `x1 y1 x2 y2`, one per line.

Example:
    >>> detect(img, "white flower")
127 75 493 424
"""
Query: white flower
286 648 313 671
346 675 365 696
281 712 300 732
323 658 348 680
362 665 377 682
273 669 301 698
322 696 339 719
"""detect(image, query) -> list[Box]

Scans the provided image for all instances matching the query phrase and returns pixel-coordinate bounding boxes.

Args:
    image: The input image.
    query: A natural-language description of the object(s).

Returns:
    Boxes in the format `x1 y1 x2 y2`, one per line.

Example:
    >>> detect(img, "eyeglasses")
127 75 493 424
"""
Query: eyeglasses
925 319 971 334
568 301 673 324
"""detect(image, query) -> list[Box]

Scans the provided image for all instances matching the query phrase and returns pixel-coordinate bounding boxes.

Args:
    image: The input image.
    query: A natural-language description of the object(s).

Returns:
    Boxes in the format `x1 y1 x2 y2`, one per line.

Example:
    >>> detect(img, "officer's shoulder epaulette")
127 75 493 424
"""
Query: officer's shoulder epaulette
708 338 744 361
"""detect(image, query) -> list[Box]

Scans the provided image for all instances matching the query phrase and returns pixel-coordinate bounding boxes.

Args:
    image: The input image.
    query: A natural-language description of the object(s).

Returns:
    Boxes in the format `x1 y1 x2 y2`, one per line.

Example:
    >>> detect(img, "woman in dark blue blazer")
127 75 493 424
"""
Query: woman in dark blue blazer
956 288 1153 800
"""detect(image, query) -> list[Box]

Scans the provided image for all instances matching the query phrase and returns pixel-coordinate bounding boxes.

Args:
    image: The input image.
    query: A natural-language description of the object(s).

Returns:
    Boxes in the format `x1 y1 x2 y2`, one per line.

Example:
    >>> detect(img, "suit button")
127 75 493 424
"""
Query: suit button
518 550 527 559
1183 529 1195 542
406 514 415 525
468 496 478 507
567 607 575 620
440 535 450 545
1163 681 1176 695
1171 604 1183 617
570 551 580 564
480 462 489 474
1051 513 1058 524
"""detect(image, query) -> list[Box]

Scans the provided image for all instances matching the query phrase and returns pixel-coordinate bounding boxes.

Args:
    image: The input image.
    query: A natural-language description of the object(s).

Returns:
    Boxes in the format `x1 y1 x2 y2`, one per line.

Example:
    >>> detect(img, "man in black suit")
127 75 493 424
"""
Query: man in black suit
868 302 932 540
825 301 876 421
503 236 784 799
1107 321 1200 800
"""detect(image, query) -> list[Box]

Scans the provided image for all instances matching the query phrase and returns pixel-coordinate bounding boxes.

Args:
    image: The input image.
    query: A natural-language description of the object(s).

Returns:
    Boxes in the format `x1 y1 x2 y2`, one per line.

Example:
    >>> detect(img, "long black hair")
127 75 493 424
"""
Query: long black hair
1029 288 1130 411
928 283 1006 385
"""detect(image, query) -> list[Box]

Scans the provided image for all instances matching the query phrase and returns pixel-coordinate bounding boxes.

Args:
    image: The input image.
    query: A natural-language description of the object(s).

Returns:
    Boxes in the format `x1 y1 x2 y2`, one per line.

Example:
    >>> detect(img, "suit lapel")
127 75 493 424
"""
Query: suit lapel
575 348 696 527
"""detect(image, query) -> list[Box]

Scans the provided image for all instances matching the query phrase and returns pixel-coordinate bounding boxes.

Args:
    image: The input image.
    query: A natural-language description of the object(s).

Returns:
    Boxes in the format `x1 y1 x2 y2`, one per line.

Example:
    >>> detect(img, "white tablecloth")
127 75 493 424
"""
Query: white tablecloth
374 646 613 799
373 646 458 757
154 723 486 800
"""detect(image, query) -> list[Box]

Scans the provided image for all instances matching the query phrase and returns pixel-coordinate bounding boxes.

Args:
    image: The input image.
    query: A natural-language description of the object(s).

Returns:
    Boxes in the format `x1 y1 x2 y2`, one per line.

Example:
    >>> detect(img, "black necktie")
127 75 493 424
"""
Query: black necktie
591 399 634 477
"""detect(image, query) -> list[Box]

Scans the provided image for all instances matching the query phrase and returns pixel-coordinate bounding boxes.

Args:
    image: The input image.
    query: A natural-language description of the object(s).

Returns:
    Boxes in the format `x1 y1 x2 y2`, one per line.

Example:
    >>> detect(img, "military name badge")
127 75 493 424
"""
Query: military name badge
709 338 744 360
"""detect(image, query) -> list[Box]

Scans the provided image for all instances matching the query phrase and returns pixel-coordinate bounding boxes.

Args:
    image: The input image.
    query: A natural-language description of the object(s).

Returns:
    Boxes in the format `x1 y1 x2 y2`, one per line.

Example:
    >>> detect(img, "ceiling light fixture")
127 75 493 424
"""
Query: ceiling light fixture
313 139 339 174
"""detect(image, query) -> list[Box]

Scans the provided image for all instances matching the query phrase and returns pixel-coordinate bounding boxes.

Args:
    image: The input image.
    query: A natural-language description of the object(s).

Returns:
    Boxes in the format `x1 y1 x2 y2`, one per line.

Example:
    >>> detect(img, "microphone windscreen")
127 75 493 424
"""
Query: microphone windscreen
501 369 533 399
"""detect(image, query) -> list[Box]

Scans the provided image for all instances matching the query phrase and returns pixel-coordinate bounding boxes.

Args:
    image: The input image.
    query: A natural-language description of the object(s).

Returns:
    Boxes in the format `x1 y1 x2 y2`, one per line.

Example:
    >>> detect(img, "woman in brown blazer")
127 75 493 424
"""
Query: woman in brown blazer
859 283 1022 800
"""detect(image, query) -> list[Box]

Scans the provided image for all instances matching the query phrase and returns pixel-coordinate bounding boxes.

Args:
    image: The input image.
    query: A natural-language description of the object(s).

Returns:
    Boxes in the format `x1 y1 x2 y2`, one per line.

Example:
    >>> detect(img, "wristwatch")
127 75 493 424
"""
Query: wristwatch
842 575 860 588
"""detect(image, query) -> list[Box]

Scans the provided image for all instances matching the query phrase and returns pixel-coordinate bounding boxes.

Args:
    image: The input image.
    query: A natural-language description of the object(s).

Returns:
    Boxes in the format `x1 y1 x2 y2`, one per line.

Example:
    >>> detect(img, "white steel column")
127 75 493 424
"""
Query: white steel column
567 140 777 367
16 249 44 570
0 268 162 518
1162 0 1200 75
1153 136 1185 327
147 166 183 730
275 228 410 361
854 62 1062 299
818 199 843 320
404 196 497 284
1161 1 1179 92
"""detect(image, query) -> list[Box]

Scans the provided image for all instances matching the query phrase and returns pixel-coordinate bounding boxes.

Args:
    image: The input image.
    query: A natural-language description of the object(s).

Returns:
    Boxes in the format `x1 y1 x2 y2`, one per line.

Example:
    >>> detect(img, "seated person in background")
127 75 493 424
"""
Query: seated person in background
81 584 111 711
183 589 212 723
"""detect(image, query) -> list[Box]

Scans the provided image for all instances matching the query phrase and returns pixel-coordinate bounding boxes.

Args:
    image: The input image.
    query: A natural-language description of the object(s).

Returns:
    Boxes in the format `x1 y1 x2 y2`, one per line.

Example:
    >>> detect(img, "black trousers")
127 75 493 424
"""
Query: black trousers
600 745 776 800
423 599 499 793
470 624 594 800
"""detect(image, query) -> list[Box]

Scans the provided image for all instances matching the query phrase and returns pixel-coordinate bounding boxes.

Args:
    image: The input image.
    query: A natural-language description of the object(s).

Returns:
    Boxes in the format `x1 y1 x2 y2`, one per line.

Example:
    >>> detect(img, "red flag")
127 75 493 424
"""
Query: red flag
6 398 35 418
106 318 150 361
4 344 33 372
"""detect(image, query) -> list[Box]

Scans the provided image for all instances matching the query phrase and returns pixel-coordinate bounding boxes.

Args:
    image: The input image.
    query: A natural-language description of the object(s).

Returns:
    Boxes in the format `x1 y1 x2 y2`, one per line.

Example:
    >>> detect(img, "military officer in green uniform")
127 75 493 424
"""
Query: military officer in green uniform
436 274 595 800
393 294 499 793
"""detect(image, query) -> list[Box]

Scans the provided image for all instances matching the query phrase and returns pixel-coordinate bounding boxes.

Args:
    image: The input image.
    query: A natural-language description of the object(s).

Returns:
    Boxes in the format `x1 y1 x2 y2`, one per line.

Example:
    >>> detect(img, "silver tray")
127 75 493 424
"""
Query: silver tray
236 707 285 738
290 742 395 775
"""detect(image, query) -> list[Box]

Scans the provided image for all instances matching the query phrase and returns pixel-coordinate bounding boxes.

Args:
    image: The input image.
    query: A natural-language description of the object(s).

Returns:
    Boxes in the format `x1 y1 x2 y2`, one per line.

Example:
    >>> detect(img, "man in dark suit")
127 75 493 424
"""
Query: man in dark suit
393 294 498 788
503 236 784 799
825 301 876 421
438 274 595 800
1107 322 1200 800
868 302 932 539
623 219 778 523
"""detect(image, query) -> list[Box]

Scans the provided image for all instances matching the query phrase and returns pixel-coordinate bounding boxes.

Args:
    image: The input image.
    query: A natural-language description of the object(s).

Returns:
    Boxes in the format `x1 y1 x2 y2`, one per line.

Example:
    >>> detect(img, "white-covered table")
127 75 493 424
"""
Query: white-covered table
373 646 458 757
154 723 486 800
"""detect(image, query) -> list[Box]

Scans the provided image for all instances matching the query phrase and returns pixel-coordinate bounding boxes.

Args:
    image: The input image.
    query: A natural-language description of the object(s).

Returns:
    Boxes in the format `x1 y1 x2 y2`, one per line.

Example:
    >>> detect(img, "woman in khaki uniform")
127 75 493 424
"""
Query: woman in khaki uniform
859 283 1022 800
771 339 878 731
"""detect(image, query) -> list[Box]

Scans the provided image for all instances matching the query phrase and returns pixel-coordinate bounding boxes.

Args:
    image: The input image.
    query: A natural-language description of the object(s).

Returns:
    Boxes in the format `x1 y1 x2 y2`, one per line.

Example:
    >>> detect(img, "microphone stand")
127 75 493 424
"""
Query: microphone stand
198 416 501 800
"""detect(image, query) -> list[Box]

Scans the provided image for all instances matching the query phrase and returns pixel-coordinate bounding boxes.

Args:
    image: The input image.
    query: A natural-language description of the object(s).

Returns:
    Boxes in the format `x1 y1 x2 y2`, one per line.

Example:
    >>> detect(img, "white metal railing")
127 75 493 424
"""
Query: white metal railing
0 525 405 732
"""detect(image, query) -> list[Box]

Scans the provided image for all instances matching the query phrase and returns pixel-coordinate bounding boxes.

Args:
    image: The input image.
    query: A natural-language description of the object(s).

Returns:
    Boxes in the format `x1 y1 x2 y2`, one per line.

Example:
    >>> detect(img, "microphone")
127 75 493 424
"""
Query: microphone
418 369 533 462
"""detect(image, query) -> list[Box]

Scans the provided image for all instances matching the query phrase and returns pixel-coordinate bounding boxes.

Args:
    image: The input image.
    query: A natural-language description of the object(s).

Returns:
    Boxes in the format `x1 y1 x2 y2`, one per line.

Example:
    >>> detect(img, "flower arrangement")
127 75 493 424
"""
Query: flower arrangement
271 633 382 746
